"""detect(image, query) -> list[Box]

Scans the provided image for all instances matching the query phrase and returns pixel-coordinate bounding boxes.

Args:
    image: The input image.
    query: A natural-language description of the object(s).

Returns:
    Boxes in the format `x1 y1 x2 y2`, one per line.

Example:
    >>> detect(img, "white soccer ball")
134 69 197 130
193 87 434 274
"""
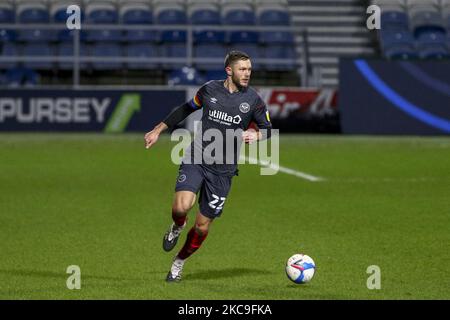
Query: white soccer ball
285 253 316 284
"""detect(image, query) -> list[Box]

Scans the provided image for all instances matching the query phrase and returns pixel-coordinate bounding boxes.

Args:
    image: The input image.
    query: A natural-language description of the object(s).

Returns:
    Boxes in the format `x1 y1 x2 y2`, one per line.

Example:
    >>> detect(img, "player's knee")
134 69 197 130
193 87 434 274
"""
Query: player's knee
194 222 209 236
172 199 192 215
173 192 196 214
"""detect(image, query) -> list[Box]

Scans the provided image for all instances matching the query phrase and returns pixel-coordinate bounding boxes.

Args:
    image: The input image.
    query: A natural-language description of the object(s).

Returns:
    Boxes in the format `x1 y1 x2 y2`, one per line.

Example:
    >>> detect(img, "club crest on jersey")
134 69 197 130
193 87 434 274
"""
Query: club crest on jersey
239 102 250 114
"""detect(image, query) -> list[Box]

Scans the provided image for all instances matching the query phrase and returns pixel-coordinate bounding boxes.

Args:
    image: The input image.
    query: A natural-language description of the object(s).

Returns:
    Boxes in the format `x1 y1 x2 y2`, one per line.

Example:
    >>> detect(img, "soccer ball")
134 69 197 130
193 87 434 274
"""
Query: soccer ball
285 254 316 284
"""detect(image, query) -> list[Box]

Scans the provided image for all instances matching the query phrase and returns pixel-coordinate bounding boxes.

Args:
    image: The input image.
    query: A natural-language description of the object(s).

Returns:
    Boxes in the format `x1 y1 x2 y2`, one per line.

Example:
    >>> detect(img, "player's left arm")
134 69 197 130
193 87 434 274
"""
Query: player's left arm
242 98 272 144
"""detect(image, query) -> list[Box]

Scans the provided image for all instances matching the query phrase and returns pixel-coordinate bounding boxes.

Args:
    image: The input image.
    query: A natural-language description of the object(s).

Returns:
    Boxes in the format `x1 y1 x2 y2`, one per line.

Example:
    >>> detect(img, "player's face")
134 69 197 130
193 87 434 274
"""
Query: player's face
230 59 252 88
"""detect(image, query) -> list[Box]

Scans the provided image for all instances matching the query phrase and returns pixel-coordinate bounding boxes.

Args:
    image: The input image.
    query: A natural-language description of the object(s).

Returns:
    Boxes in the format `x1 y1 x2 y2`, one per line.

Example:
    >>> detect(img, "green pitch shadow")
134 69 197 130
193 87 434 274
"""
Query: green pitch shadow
183 268 274 281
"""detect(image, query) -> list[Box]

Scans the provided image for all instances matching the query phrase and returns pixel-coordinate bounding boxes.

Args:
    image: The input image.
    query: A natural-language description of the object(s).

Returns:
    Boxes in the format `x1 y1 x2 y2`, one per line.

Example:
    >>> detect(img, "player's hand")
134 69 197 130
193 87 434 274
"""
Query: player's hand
144 122 168 149
242 129 260 144
144 130 160 149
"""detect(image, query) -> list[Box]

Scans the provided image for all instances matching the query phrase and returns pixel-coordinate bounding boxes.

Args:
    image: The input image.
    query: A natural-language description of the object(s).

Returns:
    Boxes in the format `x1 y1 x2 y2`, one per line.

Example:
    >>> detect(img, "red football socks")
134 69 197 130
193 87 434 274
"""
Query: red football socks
177 227 208 260
172 211 187 227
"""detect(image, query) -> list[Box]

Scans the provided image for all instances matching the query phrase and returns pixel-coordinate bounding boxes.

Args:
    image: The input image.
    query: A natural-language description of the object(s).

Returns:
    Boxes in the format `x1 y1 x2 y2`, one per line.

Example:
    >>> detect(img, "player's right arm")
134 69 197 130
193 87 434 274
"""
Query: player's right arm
144 122 168 149
144 88 204 149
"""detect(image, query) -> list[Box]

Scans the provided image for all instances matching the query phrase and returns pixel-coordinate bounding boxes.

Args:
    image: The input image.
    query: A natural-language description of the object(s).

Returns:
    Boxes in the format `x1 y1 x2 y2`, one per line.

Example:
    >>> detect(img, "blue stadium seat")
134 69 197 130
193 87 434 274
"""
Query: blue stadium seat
264 45 296 71
5 67 39 87
52 1 85 23
23 68 39 86
161 43 187 69
0 29 16 42
222 4 256 25
410 10 446 37
0 43 19 69
229 44 262 69
193 30 226 44
17 2 49 23
57 43 89 70
19 29 58 42
125 44 159 70
51 1 86 42
416 31 449 59
121 3 158 43
223 4 256 45
372 0 409 31
23 43 54 70
380 30 415 49
189 4 220 24
168 67 206 86
86 2 122 42
155 3 187 43
416 30 447 46
155 4 187 24
259 31 294 45
407 1 445 36
257 5 290 26
160 30 187 43
229 31 259 44
260 31 294 45
17 2 56 42
124 29 159 43
121 3 153 24
90 43 123 70
384 45 419 60
4 68 23 87
381 10 409 31
190 3 224 44
87 29 122 42
57 29 88 43
0 3 15 23
194 44 227 71
418 46 450 59
87 3 119 23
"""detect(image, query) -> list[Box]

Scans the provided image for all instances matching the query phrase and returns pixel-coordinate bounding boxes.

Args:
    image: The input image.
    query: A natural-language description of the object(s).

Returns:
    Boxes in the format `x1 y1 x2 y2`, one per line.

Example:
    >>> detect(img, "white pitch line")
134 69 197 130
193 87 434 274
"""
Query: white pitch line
241 156 325 182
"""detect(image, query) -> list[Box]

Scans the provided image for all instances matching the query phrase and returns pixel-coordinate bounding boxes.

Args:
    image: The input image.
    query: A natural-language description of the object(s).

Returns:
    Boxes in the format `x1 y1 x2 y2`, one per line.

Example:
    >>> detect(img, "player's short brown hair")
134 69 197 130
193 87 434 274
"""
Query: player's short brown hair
224 51 250 68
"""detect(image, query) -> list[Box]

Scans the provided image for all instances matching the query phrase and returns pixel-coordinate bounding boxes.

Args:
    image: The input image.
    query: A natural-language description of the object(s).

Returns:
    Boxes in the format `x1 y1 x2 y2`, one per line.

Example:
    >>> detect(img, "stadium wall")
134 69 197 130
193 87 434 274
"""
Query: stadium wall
0 87 339 133
340 59 450 136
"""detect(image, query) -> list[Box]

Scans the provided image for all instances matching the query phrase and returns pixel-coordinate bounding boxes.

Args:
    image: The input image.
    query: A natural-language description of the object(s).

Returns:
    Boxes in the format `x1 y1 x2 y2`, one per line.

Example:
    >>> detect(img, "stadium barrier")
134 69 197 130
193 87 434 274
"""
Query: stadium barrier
0 89 185 132
339 59 450 135
0 87 338 133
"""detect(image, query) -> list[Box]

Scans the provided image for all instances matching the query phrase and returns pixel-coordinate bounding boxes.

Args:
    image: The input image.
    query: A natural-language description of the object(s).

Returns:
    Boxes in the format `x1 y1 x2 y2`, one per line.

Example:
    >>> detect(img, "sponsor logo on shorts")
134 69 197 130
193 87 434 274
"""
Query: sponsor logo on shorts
178 174 187 183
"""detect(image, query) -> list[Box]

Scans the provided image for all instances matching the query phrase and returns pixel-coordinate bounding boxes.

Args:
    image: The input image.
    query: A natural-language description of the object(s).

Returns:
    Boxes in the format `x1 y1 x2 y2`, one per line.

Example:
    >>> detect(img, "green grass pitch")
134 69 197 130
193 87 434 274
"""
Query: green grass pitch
0 133 449 299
